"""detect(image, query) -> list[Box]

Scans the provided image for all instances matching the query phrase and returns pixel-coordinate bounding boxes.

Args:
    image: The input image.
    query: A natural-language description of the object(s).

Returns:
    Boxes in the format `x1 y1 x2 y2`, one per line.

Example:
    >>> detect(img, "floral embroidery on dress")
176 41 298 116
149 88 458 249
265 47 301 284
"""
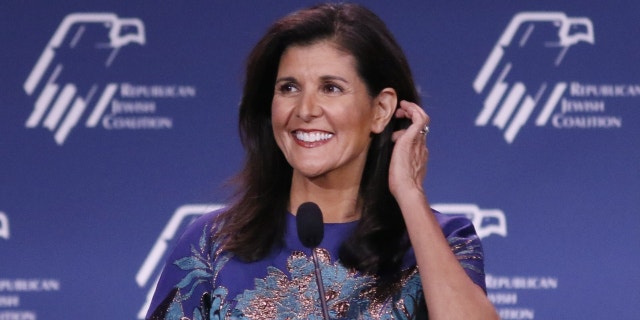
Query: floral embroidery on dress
150 216 484 320
234 249 375 319
448 236 484 278
233 250 426 320
149 223 235 320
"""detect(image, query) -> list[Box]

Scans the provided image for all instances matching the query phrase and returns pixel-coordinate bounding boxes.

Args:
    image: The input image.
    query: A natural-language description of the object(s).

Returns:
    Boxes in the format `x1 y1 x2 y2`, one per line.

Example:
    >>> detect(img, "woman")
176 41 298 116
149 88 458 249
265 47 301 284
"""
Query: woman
148 3 498 319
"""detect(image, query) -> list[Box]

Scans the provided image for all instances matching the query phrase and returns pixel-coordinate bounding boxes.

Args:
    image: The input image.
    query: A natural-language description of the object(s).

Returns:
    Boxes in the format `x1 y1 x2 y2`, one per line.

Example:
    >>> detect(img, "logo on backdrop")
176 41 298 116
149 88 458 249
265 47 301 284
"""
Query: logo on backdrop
0 212 9 240
23 13 197 145
432 203 507 239
474 12 630 143
136 204 223 319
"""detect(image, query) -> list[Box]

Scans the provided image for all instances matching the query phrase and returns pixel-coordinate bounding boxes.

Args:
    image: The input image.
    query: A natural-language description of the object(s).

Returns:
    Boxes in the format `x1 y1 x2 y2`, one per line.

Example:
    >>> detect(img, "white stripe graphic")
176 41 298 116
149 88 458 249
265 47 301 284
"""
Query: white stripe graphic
475 63 511 125
86 83 118 127
0 212 9 240
55 96 87 145
536 82 567 126
473 47 504 93
24 49 55 95
505 96 536 144
43 84 76 130
477 81 507 126
26 83 59 128
70 25 85 48
493 83 524 129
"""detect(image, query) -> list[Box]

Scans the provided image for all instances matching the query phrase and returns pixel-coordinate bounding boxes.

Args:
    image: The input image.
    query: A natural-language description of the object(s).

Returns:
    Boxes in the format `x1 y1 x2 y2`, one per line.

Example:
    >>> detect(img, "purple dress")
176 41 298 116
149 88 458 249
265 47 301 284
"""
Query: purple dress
147 210 486 319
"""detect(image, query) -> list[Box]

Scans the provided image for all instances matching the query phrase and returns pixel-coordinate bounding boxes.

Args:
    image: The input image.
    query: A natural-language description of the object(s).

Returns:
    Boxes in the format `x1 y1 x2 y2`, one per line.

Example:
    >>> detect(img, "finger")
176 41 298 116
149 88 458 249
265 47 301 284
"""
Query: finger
392 129 406 142
395 108 409 119
399 101 428 125
398 100 430 137
399 100 424 113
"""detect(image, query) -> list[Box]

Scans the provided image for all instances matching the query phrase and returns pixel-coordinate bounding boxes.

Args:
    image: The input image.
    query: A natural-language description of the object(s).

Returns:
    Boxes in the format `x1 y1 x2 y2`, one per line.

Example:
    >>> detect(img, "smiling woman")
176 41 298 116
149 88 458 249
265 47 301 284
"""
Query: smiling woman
147 3 498 319
271 41 396 200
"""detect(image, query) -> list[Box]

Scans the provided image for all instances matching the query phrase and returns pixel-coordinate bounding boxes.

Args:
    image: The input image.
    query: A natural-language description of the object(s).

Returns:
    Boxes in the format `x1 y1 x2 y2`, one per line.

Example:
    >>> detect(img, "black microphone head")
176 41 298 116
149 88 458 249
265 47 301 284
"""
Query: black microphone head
296 202 324 248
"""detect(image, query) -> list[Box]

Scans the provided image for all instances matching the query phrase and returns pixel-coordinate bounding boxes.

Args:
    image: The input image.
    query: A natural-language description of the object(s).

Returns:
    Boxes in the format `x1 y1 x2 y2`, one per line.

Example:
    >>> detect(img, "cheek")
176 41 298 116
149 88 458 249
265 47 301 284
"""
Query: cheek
270 103 289 142
341 104 375 132
270 98 283 124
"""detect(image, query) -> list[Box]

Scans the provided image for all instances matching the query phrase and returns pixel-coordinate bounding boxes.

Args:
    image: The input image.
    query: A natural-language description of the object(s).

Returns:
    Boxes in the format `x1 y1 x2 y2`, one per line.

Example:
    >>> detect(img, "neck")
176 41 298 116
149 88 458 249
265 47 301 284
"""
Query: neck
289 171 362 223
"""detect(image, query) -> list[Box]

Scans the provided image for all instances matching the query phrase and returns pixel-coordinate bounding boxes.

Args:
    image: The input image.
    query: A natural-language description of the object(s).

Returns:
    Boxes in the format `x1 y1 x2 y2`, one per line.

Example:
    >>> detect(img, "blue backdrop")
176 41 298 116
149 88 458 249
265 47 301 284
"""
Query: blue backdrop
1 1 638 319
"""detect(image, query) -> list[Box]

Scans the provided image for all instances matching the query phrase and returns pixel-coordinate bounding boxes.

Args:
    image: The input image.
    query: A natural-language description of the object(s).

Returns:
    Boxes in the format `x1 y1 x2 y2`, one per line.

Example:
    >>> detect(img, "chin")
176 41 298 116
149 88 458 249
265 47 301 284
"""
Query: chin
293 166 328 179
300 170 326 179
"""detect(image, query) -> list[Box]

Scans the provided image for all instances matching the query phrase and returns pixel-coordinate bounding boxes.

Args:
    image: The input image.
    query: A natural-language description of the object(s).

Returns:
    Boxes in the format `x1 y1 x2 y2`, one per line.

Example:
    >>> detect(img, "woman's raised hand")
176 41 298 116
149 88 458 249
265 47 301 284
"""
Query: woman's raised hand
389 100 430 197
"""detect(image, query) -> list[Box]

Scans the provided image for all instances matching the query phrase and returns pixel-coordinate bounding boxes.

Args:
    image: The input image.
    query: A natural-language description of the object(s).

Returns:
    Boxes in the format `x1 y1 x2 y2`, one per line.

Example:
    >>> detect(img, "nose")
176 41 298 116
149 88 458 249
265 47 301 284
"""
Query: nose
296 92 323 121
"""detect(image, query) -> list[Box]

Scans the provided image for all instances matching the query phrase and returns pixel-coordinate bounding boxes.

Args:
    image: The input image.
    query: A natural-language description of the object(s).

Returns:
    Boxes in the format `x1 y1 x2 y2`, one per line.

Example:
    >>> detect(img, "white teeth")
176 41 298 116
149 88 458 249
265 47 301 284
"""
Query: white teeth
294 131 333 142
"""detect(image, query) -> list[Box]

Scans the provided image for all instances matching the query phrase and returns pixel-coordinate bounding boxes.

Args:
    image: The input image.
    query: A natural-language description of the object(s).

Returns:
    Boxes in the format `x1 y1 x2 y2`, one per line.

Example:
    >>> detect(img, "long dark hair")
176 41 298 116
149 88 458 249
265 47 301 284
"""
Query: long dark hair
215 2 420 287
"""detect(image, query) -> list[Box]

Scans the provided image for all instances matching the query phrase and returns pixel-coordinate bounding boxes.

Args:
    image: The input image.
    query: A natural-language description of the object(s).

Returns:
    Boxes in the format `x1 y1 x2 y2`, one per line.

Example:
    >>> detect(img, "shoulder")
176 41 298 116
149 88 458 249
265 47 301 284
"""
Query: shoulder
158 209 223 259
177 210 222 243
164 208 228 274
146 208 226 318
433 210 479 239
433 210 487 292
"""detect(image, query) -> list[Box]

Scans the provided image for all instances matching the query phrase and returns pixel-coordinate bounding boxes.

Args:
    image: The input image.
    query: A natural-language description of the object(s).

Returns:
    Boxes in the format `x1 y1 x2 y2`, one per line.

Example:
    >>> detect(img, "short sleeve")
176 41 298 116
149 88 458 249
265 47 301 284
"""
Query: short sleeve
434 211 487 293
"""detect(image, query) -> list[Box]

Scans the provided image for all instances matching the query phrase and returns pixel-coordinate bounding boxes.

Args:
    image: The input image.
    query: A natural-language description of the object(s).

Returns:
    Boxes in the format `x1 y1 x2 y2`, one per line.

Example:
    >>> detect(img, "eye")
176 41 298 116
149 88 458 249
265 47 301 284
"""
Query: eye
277 82 299 94
322 82 343 94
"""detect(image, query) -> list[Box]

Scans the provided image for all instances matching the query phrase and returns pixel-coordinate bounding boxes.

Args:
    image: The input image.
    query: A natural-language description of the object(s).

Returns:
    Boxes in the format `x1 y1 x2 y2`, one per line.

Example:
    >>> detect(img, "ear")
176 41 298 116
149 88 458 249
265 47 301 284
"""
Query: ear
371 87 397 134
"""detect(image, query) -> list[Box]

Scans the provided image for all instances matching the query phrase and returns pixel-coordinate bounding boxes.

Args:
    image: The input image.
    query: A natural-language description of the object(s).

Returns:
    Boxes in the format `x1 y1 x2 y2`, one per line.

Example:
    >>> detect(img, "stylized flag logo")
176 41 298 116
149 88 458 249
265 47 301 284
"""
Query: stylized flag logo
473 12 594 143
24 13 145 145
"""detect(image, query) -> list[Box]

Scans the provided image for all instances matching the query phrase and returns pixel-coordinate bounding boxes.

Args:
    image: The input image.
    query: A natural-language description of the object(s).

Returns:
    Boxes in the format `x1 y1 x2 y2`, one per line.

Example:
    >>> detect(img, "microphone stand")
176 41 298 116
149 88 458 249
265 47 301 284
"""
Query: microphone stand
312 247 330 320
296 202 330 320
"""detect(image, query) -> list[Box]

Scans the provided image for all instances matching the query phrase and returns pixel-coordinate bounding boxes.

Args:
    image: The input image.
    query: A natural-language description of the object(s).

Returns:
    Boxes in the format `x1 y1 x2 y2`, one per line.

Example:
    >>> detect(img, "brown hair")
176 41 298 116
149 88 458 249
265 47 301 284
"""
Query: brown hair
216 2 420 284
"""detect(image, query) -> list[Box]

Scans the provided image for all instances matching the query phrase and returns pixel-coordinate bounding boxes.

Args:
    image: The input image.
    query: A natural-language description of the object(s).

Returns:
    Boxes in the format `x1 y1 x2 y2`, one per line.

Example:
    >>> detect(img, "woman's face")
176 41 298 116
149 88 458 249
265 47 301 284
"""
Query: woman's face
271 41 389 181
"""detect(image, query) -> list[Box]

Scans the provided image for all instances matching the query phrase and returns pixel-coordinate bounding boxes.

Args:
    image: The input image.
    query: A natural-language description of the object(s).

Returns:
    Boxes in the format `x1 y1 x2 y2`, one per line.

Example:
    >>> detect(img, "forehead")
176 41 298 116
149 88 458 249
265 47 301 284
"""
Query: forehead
278 41 357 75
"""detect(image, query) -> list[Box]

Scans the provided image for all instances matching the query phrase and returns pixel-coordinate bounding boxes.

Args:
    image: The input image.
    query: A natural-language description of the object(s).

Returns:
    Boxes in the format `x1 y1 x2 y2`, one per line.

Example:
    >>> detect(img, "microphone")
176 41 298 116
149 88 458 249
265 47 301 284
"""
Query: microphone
296 202 330 320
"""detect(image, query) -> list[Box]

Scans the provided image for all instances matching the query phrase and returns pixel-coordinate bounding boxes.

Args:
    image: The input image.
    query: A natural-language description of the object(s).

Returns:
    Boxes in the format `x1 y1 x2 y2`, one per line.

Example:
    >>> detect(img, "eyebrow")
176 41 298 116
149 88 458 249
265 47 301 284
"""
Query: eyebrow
274 76 296 84
274 75 350 84
319 75 349 83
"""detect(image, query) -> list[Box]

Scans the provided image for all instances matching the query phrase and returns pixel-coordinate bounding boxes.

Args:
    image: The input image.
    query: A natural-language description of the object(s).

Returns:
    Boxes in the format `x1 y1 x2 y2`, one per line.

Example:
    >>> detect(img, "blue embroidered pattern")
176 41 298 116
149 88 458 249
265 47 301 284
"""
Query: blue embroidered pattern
234 250 378 319
156 222 484 319
162 223 234 319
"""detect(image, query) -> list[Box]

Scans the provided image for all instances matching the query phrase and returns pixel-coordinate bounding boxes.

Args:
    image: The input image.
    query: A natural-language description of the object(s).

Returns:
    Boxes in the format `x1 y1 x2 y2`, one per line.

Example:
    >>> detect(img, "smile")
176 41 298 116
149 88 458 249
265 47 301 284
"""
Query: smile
293 130 334 143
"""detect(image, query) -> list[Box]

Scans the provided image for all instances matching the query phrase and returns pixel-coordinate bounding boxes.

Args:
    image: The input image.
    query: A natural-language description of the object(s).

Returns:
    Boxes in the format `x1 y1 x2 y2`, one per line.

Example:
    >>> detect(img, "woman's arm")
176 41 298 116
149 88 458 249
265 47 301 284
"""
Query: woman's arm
389 100 498 320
